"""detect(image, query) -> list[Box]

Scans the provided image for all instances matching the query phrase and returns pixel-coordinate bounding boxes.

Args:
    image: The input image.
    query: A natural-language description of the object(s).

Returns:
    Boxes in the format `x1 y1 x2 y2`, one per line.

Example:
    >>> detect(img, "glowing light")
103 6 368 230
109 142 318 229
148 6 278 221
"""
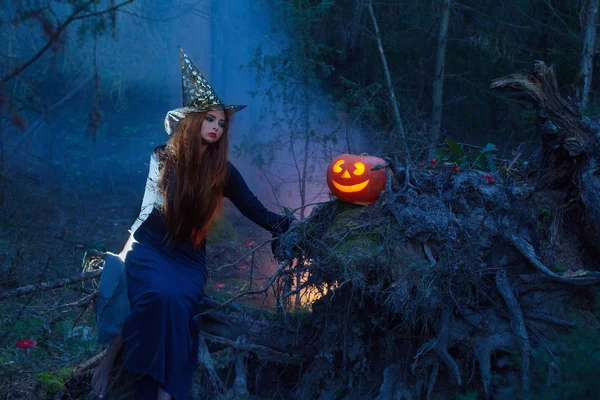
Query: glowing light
332 179 370 193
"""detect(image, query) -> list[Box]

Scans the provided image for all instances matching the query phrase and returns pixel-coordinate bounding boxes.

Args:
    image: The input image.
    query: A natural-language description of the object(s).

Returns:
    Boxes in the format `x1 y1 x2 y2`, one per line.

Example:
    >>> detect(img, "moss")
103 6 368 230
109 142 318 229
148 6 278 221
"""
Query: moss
550 263 566 273
36 367 71 396
207 216 239 244
330 229 382 260
536 202 552 224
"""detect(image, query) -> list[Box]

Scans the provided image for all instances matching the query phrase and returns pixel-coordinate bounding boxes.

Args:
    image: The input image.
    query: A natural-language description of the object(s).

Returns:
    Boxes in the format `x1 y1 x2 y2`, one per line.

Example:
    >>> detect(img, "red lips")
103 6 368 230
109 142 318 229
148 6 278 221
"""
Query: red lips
208 133 217 138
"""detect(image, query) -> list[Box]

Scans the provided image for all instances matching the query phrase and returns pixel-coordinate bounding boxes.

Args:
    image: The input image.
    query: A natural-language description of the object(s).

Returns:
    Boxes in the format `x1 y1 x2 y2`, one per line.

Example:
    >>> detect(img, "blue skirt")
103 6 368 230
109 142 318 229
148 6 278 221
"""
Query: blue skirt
122 225 207 399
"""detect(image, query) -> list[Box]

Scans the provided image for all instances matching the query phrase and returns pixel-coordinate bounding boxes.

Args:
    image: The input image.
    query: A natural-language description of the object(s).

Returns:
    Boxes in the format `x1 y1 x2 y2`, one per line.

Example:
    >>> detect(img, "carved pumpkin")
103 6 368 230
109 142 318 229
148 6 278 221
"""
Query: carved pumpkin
326 153 387 204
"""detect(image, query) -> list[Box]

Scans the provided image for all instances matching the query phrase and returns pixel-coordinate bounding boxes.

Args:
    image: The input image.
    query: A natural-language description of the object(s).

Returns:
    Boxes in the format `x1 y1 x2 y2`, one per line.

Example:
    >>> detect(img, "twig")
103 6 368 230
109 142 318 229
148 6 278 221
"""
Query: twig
199 332 305 366
213 238 274 272
198 260 291 315
3 0 134 83
72 349 107 376
0 270 102 301
55 292 97 310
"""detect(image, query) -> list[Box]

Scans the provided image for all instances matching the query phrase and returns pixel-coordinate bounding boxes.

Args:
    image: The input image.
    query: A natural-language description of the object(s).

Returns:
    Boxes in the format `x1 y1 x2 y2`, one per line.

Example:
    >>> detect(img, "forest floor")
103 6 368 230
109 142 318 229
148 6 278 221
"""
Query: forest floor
0 158 289 398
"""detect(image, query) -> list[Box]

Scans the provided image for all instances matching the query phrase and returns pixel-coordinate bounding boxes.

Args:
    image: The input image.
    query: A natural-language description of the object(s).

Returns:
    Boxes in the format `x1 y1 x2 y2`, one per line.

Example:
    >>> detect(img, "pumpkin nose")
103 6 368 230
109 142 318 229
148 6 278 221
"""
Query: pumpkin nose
342 170 351 178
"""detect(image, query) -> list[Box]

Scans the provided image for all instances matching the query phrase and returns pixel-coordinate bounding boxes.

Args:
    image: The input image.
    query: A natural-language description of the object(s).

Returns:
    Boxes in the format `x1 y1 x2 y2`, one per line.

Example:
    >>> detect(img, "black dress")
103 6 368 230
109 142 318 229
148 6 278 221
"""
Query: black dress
121 147 292 399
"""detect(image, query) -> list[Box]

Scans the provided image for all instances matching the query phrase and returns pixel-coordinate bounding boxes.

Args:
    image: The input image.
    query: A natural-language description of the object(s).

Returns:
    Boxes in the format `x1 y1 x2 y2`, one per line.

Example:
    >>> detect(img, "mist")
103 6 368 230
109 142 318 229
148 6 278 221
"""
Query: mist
3 0 366 228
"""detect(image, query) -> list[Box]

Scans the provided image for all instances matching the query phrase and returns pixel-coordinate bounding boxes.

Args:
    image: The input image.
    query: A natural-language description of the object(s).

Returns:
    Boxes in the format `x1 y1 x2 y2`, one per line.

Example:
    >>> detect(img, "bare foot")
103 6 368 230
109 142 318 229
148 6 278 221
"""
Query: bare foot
91 356 113 398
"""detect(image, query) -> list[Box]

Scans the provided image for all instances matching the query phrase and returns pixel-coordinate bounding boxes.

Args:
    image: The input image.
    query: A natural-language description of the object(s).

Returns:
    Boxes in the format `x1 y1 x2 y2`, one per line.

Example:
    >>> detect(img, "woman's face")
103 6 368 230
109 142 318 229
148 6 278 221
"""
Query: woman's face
200 110 226 144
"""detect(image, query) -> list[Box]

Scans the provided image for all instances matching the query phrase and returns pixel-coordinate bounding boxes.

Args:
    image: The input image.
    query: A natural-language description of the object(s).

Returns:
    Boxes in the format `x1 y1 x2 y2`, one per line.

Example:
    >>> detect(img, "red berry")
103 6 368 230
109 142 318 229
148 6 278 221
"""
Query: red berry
431 159 436 164
418 163 424 168
454 166 460 172
488 178 495 184
482 174 489 179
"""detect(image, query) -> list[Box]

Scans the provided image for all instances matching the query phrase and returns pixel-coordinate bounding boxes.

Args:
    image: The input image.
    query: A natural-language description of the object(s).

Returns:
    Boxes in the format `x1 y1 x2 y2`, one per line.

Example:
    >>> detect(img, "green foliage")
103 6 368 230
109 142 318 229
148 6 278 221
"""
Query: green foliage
550 263 566 273
581 100 600 118
457 391 479 400
36 367 72 396
538 205 552 223
435 139 497 172
207 216 239 245
0 299 100 371
511 329 600 399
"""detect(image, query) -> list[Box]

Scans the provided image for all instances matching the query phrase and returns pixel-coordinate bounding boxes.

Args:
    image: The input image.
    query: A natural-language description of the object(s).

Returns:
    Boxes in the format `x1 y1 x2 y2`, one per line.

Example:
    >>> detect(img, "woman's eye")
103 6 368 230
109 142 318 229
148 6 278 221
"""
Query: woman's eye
218 121 225 128
205 116 214 122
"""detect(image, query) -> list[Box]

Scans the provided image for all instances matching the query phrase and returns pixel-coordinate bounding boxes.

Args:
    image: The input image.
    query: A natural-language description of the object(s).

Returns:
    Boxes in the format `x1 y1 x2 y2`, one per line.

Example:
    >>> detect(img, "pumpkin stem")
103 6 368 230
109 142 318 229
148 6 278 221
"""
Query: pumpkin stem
359 152 369 156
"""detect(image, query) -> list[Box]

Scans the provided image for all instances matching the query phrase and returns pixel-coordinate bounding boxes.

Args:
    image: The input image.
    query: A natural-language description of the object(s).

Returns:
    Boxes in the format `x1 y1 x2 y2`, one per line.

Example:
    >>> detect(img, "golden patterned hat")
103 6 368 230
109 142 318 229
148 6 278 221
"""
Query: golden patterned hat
164 47 246 135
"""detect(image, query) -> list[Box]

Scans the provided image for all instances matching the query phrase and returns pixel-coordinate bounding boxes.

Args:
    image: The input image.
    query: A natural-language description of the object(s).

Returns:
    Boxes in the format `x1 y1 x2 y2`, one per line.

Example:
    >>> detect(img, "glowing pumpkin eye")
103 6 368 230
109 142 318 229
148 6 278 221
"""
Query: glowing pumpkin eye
353 162 365 176
333 160 345 173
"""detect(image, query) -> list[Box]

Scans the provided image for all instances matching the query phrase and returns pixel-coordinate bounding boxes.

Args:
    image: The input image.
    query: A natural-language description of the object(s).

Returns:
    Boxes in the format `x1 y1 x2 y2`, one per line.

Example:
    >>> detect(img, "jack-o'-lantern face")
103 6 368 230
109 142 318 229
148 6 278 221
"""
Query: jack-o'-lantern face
330 159 369 193
326 154 387 205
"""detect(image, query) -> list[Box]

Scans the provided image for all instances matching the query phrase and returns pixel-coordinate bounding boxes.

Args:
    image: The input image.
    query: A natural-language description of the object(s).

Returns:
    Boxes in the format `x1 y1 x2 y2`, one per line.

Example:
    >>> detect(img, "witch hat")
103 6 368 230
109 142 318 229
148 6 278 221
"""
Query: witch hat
164 47 246 135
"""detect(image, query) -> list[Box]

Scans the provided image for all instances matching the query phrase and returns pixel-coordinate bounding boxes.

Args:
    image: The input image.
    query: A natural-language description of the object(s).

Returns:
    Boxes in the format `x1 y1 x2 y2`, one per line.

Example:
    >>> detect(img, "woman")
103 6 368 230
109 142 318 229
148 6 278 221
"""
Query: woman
91 47 298 399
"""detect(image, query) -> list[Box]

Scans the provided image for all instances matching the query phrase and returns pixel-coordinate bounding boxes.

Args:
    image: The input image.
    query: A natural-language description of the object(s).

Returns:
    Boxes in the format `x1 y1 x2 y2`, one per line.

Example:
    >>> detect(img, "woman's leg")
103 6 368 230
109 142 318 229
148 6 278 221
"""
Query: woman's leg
157 388 172 400
91 331 123 398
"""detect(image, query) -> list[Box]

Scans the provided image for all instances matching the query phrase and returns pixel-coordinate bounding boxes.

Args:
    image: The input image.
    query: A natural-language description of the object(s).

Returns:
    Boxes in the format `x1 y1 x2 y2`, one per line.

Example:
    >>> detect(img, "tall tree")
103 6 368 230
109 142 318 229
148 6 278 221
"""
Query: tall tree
578 0 599 111
430 0 451 156
367 0 408 160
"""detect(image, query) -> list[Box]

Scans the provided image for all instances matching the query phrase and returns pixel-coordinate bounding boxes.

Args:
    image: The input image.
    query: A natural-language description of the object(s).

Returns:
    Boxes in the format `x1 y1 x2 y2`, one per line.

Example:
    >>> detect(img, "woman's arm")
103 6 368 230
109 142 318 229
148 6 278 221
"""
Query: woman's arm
119 147 162 260
128 149 161 235
224 162 295 234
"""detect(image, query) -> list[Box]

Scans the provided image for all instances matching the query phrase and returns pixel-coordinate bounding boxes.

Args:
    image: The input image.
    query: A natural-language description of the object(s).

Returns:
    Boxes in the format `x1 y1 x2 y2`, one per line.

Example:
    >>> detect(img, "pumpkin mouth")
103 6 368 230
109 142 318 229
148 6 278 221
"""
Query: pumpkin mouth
332 179 370 193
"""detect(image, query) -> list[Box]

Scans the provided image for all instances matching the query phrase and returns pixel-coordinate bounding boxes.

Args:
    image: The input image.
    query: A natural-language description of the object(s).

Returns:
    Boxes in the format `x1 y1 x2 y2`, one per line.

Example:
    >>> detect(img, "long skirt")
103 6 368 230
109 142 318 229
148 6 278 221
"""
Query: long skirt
122 225 207 399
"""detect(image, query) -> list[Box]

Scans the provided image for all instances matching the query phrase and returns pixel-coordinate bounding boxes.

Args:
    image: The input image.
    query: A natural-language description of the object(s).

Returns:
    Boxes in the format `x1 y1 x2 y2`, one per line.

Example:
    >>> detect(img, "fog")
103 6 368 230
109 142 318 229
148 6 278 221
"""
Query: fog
2 0 368 219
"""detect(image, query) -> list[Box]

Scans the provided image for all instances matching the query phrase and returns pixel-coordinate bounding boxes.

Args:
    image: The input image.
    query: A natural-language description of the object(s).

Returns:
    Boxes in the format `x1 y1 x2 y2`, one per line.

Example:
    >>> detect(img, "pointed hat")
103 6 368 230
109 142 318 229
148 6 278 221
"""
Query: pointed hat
164 47 246 135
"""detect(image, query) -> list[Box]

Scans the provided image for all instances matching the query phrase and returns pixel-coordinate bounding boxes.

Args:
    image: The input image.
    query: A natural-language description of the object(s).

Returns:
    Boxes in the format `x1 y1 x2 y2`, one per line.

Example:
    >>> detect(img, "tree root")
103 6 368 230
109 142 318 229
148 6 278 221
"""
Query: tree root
376 362 415 400
524 311 574 328
495 270 531 393
225 348 249 400
426 358 439 400
193 337 226 397
507 233 600 285
473 333 513 398
412 306 462 386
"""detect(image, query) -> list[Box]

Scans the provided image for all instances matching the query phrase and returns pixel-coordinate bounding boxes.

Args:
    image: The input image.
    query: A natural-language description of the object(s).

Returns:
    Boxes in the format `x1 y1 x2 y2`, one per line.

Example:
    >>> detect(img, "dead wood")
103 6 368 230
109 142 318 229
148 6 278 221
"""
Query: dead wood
412 306 461 386
0 270 102 301
199 332 305 366
495 270 531 393
508 233 600 285
71 349 107 376
490 61 593 156
491 61 595 193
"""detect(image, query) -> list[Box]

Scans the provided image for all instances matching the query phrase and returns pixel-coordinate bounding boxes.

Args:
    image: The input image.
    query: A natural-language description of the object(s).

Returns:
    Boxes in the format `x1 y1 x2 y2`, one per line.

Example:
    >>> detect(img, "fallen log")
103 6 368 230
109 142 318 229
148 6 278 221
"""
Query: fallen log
0 270 102 301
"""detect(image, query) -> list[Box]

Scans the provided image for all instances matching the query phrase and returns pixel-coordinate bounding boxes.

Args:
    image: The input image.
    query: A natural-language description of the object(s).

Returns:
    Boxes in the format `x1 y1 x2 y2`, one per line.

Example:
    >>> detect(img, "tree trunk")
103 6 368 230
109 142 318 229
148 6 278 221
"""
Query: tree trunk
430 0 451 158
367 0 409 161
578 0 599 111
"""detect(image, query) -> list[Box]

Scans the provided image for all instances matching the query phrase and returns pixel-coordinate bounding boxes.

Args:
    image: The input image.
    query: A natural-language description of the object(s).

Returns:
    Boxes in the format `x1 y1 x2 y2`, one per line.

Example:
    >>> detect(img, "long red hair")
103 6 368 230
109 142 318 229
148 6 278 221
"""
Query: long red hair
157 111 229 248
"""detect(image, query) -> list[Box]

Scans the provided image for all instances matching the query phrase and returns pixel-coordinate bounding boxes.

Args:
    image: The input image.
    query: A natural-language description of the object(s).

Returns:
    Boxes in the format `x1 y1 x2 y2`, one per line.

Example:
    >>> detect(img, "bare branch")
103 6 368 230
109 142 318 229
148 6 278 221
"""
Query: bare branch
0 270 102 301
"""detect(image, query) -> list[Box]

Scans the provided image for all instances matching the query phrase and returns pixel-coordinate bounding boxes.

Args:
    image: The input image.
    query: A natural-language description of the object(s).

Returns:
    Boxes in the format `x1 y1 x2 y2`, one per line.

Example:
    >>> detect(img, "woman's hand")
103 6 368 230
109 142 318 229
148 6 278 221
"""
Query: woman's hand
117 233 135 261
